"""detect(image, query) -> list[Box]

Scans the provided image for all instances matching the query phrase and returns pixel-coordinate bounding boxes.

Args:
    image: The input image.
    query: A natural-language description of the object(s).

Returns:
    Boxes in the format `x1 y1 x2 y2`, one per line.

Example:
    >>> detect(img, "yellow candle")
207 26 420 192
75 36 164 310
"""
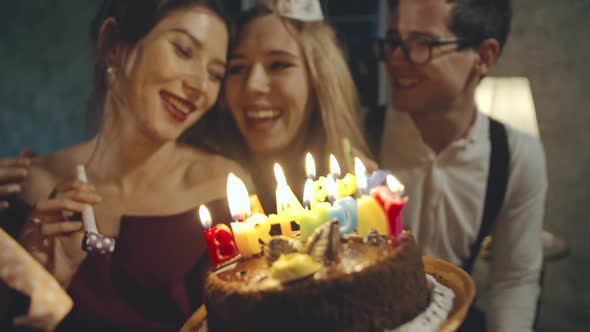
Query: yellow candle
248 213 272 245
336 173 357 198
230 219 260 258
357 195 389 238
268 213 295 238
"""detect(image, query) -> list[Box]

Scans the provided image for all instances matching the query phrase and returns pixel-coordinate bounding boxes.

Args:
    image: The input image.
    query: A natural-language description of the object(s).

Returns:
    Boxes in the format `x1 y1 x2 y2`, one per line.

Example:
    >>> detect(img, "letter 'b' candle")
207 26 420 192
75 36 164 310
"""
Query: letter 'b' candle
199 205 239 268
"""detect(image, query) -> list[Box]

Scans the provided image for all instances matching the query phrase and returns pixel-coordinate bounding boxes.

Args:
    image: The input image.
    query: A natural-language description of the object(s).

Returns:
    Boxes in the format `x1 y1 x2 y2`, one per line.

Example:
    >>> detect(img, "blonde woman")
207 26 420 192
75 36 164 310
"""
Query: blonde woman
219 2 373 212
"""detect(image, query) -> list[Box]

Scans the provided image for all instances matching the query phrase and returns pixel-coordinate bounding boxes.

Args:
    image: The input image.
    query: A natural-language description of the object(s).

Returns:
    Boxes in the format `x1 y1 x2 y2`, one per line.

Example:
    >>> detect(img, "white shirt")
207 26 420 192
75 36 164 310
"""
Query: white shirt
379 108 547 332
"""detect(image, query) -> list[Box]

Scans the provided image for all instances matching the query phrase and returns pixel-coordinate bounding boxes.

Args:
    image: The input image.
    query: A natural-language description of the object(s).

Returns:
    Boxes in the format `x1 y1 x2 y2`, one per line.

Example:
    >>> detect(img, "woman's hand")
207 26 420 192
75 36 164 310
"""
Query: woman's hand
21 179 101 287
0 150 34 212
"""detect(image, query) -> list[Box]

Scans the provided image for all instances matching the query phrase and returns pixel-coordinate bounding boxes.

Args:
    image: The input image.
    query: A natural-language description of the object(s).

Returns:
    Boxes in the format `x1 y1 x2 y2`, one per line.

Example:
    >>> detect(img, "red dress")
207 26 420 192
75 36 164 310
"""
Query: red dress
52 198 232 332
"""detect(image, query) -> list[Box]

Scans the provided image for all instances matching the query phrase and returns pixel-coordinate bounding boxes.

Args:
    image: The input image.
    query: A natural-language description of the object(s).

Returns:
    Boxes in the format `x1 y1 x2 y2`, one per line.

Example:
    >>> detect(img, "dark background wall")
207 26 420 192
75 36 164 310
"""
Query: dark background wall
1 1 588 330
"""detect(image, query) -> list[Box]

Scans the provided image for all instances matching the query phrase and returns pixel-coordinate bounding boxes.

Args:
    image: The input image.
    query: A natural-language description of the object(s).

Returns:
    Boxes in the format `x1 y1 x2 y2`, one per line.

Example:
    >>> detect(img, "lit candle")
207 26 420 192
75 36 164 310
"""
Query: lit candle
271 182 304 237
227 173 269 257
354 159 389 238
227 173 250 222
329 154 341 179
274 163 304 213
367 169 392 192
306 152 316 180
355 157 368 195
199 205 239 267
303 153 327 208
303 178 314 210
326 174 337 204
250 194 265 215
370 174 408 244
330 154 357 198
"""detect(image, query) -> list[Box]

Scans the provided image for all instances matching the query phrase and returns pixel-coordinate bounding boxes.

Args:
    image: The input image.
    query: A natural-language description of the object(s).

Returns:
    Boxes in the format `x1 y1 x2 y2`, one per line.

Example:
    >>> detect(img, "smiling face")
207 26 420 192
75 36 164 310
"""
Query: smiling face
386 0 479 114
111 5 228 142
223 14 313 154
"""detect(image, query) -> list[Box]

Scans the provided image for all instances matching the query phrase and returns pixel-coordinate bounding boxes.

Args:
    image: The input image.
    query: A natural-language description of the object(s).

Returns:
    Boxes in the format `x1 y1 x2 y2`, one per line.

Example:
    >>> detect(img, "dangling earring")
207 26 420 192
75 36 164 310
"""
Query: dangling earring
106 65 117 87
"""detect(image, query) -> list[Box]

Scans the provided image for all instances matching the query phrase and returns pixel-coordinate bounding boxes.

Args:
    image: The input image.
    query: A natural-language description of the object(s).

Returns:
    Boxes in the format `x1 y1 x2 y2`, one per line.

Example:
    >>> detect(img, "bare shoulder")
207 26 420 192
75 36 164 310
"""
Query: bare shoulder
180 146 253 199
21 142 95 204
184 148 250 184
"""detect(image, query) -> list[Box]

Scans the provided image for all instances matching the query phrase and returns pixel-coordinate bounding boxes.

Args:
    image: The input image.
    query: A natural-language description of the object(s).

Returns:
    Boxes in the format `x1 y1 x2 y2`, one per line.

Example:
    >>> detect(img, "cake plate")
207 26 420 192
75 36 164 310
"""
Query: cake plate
422 256 476 332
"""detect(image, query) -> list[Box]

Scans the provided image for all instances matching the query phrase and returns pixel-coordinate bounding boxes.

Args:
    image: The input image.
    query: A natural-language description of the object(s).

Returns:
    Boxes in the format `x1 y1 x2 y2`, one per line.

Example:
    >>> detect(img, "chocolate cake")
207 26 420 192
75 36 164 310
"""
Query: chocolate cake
204 226 429 332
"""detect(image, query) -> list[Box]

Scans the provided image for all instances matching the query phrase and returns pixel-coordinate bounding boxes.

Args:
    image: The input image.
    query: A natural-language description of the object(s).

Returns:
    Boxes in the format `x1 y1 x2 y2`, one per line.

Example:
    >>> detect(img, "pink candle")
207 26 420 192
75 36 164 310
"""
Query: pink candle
370 175 408 244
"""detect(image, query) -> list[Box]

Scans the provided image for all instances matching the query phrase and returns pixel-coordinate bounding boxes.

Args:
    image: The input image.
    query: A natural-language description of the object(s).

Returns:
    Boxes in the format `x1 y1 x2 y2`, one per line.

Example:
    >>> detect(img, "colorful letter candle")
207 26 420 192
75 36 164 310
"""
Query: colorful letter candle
357 195 389 238
329 154 357 198
354 159 389 238
199 205 239 268
320 172 353 234
303 153 326 208
227 173 269 257
370 175 408 244
274 163 304 213
333 196 357 235
300 202 331 241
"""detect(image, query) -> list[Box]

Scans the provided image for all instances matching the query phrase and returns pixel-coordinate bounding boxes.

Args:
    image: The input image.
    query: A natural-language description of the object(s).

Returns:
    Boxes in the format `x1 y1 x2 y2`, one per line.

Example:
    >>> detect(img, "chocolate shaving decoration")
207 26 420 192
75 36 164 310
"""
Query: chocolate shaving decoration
264 236 304 265
366 229 386 247
305 219 341 264
82 231 116 254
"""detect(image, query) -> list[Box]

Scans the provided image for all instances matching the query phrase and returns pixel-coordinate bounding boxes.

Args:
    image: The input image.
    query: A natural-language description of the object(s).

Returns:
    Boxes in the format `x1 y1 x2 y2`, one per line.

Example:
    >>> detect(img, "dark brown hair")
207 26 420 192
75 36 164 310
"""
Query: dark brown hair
90 0 228 105
388 0 512 52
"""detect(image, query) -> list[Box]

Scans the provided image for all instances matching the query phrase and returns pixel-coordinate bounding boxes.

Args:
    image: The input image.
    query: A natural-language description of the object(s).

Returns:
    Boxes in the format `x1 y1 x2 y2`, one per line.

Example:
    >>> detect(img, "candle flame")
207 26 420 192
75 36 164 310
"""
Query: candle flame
305 152 316 179
303 178 314 207
386 174 405 195
354 157 367 193
326 174 337 201
274 163 288 187
276 182 291 212
199 204 212 229
227 173 251 220
329 154 341 178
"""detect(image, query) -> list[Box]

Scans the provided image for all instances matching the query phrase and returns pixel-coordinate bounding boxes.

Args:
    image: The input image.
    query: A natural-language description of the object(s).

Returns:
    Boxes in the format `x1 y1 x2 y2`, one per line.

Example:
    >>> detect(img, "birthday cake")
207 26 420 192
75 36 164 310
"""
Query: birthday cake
204 224 429 332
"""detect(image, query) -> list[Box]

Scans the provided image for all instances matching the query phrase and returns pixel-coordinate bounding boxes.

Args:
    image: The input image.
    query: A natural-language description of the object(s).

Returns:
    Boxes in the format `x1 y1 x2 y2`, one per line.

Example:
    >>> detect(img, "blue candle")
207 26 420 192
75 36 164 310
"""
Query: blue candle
333 196 358 234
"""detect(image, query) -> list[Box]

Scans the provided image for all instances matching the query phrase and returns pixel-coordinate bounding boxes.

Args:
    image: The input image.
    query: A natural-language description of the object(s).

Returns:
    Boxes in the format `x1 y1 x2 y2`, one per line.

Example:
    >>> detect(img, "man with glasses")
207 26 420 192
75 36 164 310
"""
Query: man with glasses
366 0 547 331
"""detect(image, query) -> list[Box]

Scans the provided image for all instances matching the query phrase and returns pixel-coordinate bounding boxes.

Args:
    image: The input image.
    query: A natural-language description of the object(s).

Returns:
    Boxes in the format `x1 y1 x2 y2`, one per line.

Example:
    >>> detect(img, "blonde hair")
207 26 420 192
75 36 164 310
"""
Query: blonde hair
225 5 371 174
291 19 370 173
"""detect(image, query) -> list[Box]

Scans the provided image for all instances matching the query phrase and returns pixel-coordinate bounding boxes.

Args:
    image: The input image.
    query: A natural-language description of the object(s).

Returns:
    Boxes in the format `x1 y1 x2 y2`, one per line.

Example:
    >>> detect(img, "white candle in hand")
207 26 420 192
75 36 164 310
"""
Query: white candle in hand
76 165 99 234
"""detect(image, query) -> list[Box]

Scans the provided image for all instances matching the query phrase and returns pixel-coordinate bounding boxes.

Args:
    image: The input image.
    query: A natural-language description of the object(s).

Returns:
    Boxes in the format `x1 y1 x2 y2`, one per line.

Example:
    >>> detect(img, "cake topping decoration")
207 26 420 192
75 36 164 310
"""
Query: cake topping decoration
269 252 322 283
264 236 305 265
305 219 341 263
366 229 387 247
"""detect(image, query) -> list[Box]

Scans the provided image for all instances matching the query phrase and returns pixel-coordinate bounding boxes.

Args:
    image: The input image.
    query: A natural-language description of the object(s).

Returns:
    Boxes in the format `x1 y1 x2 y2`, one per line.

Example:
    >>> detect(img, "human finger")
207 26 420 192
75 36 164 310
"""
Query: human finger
0 166 28 183
40 221 83 237
34 197 87 215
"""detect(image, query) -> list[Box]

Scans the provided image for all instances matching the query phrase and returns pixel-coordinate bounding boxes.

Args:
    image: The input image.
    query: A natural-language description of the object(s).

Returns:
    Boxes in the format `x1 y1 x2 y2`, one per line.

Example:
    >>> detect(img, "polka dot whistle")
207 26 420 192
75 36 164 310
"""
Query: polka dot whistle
0 228 73 330
82 231 116 254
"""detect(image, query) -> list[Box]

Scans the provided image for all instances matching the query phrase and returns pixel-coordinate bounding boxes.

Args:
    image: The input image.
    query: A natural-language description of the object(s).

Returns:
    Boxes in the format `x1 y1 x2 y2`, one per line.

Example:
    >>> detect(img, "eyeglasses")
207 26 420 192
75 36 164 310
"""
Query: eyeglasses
374 37 479 65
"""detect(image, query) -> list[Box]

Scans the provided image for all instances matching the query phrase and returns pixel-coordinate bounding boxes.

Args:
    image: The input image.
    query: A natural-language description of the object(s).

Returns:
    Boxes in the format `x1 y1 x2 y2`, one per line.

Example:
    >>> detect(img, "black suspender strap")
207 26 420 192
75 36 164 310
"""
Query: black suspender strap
462 117 510 274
